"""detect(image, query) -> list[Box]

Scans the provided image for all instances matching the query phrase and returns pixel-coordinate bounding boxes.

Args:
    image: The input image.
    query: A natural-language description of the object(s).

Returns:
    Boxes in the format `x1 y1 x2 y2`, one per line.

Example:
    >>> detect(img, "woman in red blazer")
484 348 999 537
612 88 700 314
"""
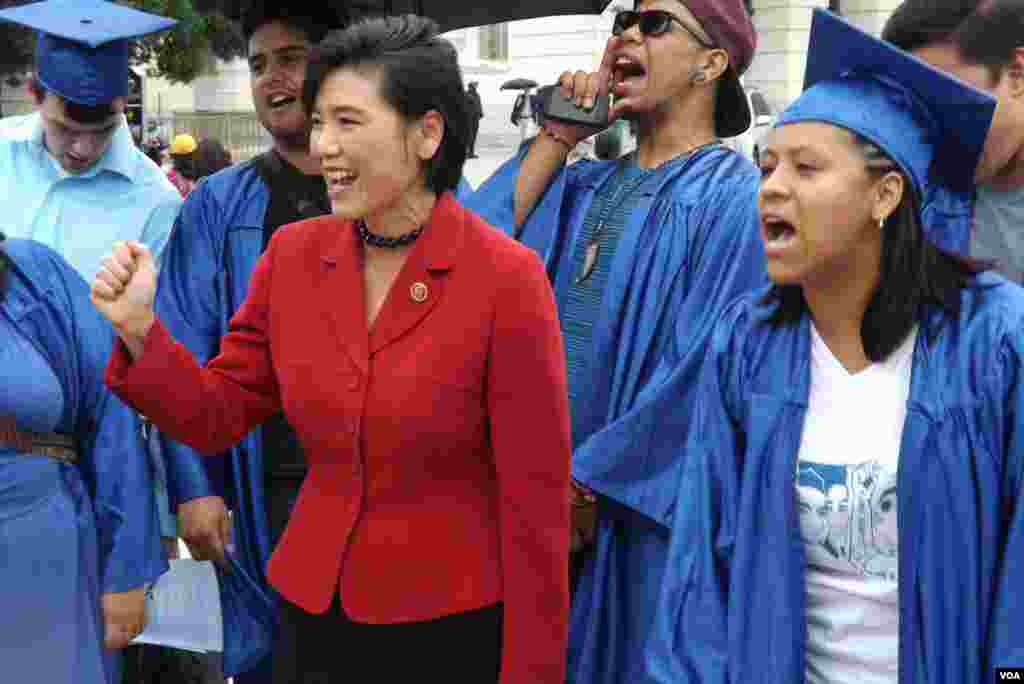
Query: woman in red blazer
91 15 571 684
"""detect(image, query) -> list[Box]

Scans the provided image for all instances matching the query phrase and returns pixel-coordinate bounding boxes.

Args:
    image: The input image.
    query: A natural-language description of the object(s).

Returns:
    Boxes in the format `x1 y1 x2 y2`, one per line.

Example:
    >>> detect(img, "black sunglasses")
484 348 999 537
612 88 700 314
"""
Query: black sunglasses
612 9 712 47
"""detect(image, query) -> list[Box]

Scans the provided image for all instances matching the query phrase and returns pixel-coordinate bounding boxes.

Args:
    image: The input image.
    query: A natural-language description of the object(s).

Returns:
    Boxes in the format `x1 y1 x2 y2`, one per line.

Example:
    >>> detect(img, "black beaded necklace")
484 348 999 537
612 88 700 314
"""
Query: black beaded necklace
356 219 424 249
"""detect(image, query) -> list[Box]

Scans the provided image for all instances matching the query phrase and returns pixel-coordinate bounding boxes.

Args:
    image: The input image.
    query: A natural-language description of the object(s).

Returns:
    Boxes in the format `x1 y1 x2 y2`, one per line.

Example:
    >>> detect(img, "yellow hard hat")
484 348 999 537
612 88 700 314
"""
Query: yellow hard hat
169 133 197 155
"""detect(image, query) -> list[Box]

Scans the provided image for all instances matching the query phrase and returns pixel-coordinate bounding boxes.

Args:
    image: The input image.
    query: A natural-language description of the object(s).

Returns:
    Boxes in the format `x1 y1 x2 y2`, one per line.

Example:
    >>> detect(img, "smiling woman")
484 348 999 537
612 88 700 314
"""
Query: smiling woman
92 13 571 684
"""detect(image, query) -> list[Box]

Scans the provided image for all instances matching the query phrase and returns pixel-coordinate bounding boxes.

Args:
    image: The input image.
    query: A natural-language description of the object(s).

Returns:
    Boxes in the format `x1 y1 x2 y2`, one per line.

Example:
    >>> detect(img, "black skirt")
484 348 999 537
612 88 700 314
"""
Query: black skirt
273 596 503 683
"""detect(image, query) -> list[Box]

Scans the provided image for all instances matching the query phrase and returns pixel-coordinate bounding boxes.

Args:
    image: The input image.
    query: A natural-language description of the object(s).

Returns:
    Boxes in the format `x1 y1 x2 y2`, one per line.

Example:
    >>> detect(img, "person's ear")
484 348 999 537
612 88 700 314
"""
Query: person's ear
1006 48 1024 99
416 110 445 160
874 171 904 229
697 48 729 85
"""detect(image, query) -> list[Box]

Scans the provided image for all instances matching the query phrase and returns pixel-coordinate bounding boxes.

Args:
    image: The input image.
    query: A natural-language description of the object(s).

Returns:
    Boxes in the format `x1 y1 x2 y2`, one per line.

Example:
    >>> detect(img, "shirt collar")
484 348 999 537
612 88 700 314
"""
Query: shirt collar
25 112 138 182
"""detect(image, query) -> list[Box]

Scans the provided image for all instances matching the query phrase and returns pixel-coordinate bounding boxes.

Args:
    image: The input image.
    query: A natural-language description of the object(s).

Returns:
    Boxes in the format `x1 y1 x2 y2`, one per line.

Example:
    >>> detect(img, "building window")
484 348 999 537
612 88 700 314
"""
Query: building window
479 23 509 62
828 0 842 14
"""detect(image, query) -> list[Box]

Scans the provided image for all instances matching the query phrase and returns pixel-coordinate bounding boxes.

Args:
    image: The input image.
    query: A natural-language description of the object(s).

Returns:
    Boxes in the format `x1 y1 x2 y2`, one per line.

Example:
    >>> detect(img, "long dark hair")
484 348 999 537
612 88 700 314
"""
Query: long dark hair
765 134 988 361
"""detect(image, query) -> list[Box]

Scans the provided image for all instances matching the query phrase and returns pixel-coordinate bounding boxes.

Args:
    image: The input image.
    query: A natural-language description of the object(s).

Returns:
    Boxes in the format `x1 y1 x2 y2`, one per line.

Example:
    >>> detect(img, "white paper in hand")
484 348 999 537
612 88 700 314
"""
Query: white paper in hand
132 559 224 654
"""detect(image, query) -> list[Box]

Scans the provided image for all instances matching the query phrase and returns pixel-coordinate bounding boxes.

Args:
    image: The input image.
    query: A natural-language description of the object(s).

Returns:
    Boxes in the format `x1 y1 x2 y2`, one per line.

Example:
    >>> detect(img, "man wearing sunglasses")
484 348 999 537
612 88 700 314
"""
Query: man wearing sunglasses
466 1 765 682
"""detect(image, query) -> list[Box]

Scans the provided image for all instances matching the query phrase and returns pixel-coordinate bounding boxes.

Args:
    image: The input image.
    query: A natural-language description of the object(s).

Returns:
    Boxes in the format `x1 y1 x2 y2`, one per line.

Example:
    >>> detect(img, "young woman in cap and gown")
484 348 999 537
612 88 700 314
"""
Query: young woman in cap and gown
647 10 1023 684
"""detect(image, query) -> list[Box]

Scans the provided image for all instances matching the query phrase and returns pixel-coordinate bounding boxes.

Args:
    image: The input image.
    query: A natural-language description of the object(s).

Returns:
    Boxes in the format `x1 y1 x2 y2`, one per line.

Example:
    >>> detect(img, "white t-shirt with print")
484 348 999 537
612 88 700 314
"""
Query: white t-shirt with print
797 325 916 684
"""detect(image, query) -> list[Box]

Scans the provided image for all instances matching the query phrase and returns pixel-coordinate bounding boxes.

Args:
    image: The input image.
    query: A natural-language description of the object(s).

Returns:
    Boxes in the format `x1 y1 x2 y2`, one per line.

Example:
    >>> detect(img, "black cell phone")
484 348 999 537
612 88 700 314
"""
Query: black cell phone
538 84 611 129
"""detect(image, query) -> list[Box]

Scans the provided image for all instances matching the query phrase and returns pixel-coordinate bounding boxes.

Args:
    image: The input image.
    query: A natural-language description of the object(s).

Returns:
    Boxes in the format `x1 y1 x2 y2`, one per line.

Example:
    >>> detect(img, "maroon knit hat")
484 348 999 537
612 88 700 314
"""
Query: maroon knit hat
681 0 758 137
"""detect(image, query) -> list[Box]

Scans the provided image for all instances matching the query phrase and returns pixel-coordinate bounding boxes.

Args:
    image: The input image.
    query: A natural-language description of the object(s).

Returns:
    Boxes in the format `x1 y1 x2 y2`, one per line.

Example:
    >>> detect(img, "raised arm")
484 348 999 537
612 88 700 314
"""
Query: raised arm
93 239 280 456
646 313 746 684
513 37 619 227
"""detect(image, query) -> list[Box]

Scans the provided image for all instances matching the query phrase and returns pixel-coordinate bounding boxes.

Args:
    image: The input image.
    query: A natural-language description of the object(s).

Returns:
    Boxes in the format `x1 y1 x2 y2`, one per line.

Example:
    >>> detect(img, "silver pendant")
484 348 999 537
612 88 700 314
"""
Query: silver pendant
576 240 600 284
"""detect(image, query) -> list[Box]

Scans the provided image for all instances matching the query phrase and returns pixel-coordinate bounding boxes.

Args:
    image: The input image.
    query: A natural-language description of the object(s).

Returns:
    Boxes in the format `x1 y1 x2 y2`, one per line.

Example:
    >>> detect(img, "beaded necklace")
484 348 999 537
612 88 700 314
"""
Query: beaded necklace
356 219 424 249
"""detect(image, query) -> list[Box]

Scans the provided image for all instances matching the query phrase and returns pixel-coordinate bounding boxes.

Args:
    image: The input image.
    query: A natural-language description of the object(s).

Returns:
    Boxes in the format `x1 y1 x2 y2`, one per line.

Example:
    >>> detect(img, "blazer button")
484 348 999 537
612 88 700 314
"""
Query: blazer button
348 376 360 391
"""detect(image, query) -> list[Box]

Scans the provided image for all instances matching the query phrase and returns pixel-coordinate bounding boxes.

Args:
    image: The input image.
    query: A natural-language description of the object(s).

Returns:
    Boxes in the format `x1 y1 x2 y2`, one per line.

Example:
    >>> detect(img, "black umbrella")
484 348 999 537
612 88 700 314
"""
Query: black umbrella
214 1 613 33
357 0 613 32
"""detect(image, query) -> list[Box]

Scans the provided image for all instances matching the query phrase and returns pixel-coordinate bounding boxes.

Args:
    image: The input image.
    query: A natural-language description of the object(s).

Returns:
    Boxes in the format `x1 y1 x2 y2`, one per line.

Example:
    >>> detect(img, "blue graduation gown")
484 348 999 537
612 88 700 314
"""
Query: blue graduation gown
467 146 766 683
648 275 1024 684
155 162 473 678
922 184 975 256
1 238 167 684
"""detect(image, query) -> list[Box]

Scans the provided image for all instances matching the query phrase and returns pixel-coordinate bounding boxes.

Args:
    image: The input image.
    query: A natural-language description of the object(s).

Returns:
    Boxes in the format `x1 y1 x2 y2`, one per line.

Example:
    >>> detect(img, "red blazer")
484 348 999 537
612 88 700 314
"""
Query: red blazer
107 192 571 683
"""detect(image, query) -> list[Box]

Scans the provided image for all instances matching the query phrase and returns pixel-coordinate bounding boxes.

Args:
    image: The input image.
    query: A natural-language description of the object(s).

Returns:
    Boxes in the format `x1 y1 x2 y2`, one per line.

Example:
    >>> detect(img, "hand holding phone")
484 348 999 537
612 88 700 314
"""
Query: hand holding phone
537 36 622 147
539 85 611 129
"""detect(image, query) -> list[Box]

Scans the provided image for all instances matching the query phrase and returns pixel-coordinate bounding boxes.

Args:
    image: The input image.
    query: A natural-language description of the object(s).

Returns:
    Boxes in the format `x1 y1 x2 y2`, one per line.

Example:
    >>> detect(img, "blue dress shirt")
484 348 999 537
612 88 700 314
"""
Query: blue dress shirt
0 112 179 279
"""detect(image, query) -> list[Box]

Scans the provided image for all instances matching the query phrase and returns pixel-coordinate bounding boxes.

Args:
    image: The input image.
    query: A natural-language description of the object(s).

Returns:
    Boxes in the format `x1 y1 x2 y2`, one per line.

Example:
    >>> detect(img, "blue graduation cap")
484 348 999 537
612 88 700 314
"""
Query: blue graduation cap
776 9 996 198
0 0 177 106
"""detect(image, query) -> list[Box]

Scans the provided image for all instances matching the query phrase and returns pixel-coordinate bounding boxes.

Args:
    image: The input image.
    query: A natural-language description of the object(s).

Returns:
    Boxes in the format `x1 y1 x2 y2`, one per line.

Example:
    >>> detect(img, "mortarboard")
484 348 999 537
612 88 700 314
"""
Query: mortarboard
0 0 177 106
776 9 995 200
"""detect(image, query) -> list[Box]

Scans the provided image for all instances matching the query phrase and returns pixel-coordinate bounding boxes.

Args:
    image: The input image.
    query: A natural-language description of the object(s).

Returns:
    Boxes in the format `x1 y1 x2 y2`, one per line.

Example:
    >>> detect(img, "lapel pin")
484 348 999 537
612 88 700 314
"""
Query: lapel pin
410 281 429 303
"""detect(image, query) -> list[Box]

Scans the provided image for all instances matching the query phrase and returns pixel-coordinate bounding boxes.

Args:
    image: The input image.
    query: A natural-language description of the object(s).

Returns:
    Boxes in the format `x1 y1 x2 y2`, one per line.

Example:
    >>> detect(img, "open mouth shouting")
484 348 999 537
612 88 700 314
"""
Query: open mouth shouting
613 56 647 91
761 213 798 254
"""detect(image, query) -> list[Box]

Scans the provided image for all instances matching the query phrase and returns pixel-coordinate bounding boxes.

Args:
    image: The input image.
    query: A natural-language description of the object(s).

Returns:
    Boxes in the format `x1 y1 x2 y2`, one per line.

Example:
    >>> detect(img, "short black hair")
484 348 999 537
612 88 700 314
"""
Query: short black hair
28 77 118 125
765 133 988 361
302 15 468 194
144 145 163 166
883 0 1024 82
171 151 197 180
241 3 344 45
194 139 233 179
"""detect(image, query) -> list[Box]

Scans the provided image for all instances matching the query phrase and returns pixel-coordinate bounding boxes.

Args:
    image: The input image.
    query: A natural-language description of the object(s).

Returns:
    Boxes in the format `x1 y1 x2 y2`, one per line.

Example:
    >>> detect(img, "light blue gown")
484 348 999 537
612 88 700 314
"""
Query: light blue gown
0 238 167 684
0 306 107 681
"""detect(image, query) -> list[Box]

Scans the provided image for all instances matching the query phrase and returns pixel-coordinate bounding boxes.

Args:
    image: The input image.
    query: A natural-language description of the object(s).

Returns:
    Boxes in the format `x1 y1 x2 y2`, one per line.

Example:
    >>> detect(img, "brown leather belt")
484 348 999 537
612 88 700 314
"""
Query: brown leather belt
0 427 78 464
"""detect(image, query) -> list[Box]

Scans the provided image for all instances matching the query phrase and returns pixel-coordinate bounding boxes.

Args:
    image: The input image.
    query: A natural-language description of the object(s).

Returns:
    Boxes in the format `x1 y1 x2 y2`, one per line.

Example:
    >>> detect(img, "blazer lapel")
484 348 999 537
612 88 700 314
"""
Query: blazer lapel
368 192 463 357
319 218 370 375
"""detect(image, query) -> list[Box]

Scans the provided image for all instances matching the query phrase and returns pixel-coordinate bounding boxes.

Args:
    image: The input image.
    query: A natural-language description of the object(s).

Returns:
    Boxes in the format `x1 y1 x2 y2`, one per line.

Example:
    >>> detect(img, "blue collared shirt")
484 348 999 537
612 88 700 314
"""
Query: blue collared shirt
0 112 180 279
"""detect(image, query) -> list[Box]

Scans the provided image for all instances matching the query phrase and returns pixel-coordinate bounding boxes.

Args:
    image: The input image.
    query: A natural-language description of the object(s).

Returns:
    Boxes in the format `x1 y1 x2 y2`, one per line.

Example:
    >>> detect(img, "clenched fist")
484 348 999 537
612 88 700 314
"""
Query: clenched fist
91 240 157 357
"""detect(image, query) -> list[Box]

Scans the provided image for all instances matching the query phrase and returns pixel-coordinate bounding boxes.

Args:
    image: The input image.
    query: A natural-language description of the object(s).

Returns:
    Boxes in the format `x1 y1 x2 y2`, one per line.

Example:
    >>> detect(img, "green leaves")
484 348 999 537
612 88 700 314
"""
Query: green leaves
0 0 245 83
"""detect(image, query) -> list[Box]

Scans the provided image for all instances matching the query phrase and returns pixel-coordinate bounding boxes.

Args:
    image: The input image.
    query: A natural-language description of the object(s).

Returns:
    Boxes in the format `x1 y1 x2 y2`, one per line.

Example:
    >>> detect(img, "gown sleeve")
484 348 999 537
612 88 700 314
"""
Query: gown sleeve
989 328 1024 667
463 141 587 263
105 235 282 457
646 304 748 684
151 182 226 505
67 260 168 593
570 172 765 525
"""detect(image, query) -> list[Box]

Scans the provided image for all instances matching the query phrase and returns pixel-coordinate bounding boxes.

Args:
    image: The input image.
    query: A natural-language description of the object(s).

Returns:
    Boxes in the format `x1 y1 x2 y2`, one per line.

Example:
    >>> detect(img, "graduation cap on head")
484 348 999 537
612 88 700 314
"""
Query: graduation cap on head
776 9 995 199
0 0 177 106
